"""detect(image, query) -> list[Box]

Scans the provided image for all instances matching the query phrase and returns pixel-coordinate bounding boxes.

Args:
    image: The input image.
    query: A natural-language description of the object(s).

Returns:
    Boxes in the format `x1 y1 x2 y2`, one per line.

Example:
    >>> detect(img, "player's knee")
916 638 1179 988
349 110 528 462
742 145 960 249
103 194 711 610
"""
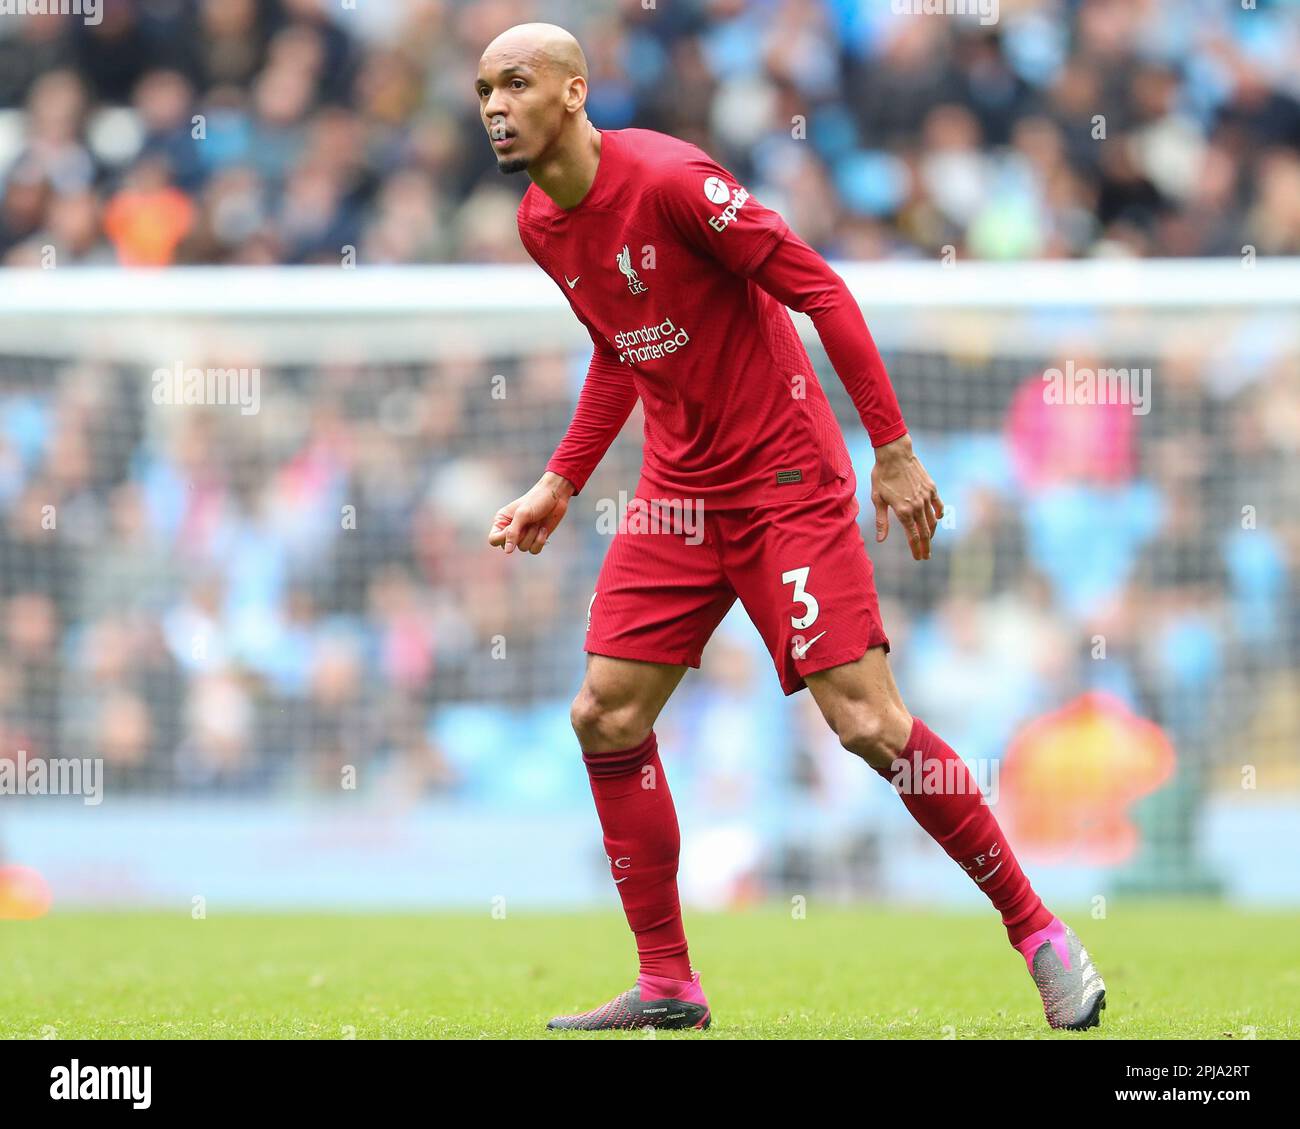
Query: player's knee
569 686 650 752
834 704 910 771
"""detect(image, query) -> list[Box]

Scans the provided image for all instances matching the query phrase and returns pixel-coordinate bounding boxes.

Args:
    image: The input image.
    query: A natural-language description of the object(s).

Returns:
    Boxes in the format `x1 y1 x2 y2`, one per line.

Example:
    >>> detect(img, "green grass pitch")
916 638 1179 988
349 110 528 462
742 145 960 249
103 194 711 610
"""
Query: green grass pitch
2 905 1296 1039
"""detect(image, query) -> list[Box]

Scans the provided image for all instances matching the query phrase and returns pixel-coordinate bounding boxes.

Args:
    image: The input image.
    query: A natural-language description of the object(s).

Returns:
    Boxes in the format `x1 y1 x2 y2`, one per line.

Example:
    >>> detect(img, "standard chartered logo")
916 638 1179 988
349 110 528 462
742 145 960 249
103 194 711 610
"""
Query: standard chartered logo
614 317 691 364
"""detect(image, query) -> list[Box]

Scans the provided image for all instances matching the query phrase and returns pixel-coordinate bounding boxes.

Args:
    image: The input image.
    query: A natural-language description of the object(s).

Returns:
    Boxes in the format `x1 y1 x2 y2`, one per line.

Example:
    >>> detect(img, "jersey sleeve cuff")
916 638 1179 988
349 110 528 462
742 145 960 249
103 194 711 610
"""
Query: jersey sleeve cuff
869 420 909 448
546 461 587 496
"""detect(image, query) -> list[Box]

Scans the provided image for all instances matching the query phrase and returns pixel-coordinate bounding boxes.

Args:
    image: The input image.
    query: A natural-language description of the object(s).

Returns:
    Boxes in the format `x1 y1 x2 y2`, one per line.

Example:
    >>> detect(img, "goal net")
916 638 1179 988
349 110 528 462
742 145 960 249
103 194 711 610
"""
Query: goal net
0 259 1295 904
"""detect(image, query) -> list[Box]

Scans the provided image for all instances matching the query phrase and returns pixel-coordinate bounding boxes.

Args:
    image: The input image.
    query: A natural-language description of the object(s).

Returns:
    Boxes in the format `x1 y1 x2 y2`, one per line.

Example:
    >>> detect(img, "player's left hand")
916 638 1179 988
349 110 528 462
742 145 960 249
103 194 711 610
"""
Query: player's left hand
870 433 944 561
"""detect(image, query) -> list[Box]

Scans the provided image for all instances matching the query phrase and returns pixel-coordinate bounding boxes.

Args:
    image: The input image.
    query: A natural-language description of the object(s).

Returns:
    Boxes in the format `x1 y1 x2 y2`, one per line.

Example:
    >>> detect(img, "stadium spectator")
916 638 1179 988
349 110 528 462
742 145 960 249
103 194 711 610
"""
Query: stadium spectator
0 1 1295 266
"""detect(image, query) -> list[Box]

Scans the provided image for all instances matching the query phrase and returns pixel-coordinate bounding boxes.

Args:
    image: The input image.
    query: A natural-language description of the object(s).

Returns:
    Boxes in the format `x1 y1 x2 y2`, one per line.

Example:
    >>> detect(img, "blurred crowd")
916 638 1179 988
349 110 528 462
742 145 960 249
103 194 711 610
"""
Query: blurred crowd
0 0 1298 267
0 324 1296 816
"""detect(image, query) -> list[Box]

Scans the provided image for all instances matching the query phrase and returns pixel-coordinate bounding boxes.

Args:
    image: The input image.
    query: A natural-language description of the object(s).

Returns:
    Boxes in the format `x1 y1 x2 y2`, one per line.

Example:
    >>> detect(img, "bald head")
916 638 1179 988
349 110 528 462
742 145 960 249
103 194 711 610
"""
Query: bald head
476 23 593 176
481 22 588 83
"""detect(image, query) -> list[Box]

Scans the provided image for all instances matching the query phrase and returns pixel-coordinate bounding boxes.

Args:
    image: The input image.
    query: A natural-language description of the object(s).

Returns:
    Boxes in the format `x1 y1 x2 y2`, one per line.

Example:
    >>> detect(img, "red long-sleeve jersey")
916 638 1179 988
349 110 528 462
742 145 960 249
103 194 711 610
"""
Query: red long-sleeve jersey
517 127 906 508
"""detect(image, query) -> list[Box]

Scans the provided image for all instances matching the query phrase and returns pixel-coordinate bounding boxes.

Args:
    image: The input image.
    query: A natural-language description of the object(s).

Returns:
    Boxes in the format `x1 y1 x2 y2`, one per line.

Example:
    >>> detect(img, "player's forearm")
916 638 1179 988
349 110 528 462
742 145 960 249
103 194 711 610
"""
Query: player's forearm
544 352 637 496
814 289 908 448
752 234 907 447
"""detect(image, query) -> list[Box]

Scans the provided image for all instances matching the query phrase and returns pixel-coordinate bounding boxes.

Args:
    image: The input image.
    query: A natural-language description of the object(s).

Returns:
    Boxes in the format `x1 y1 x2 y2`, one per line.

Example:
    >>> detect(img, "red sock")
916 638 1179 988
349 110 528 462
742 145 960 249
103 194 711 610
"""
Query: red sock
874 718 1054 947
582 731 692 981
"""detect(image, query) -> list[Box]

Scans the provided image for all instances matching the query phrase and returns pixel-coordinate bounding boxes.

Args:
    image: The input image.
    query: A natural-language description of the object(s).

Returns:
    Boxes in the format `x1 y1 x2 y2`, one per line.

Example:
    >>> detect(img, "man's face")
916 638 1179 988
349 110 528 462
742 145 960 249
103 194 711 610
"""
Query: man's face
475 51 565 175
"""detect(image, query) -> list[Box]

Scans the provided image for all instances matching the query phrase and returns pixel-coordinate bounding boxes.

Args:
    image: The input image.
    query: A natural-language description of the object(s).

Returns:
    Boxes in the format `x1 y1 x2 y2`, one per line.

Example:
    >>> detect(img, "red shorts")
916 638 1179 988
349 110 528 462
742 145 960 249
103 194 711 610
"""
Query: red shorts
584 472 889 695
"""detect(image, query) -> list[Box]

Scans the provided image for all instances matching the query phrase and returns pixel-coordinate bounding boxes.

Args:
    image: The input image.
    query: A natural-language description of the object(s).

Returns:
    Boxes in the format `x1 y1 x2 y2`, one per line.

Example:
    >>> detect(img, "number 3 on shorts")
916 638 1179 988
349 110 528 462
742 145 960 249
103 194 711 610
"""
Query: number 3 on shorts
781 565 819 630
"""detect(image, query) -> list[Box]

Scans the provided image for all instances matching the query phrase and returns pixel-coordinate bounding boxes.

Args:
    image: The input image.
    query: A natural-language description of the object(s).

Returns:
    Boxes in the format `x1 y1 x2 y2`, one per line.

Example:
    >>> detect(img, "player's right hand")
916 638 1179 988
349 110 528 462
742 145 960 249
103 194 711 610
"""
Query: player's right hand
488 473 574 555
871 433 943 562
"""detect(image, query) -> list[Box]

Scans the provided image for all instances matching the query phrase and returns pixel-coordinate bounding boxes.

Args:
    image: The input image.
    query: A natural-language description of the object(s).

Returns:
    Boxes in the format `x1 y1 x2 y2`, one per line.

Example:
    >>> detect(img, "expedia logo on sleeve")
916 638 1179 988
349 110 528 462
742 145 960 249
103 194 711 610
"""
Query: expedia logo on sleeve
775 469 803 485
704 178 751 232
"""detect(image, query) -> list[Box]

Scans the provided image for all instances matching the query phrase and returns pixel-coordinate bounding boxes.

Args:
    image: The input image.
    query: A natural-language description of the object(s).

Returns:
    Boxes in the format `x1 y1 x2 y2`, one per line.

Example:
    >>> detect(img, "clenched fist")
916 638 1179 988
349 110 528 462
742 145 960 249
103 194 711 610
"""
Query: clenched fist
488 471 576 555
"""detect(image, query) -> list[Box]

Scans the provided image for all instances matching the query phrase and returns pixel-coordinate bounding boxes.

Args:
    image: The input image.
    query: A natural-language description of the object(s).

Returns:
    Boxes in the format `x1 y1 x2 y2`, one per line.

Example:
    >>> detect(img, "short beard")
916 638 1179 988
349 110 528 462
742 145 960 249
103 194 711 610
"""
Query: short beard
497 156 529 175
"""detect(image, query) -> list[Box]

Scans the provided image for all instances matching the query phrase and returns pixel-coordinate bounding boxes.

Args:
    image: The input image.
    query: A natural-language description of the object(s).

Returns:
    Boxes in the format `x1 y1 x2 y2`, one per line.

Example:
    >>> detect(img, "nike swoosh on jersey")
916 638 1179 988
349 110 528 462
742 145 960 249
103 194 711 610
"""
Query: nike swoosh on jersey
975 861 1004 884
565 275 581 288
